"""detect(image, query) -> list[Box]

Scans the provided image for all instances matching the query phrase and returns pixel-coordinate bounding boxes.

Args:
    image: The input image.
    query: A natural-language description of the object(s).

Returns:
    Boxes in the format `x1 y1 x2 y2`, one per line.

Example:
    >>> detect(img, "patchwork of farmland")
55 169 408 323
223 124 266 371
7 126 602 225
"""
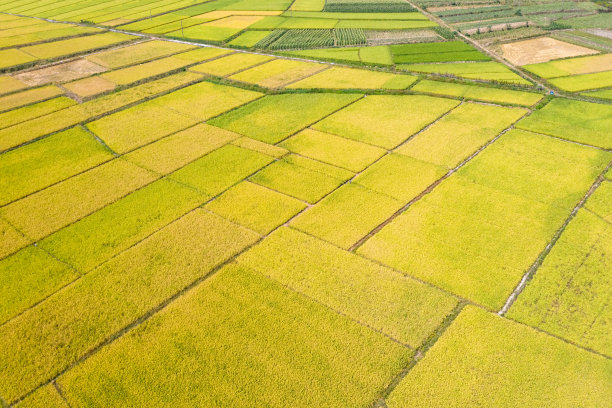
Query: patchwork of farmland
1 2 612 407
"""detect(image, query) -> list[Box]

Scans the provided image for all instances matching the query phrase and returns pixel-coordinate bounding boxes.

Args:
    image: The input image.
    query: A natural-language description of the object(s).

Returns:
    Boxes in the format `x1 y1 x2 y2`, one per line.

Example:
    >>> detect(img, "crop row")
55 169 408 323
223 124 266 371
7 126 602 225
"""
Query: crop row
324 0 416 13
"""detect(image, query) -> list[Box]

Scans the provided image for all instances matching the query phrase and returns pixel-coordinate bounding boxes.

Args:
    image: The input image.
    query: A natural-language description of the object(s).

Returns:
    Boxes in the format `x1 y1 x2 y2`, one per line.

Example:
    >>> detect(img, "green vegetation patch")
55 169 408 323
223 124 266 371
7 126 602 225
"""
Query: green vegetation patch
0 126 113 206
324 0 415 12
508 209 612 356
0 210 259 404
516 98 612 149
397 103 527 168
209 93 360 144
206 181 306 233
313 95 460 149
239 227 458 346
86 40 195 69
291 182 403 249
354 153 447 201
228 30 273 47
57 263 410 407
250 154 352 203
387 306 612 407
280 128 386 172
401 61 529 85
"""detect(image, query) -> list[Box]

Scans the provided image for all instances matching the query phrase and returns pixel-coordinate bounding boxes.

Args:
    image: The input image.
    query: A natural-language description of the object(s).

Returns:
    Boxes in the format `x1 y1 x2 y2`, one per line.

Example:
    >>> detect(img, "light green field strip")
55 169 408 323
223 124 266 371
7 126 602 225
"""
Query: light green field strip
401 62 530 85
0 48 38 69
387 306 612 407
0 217 30 258
290 0 325 11
287 66 412 90
239 227 458 346
13 384 68 408
354 153 447 201
283 11 428 20
291 183 403 249
412 79 543 106
228 30 271 47
124 123 239 174
313 95 460 149
56 263 409 407
169 144 274 196
40 178 207 273
229 58 328 88
584 88 612 100
280 128 386 172
585 180 612 222
396 103 528 168
516 98 612 149
250 154 352 203
167 16 265 41
0 71 203 151
0 84 63 112
0 246 77 326
0 159 157 243
206 181 306 234
549 70 612 92
523 53 612 78
508 209 612 356
190 52 273 77
231 136 288 158
20 32 135 60
359 130 611 309
0 210 259 404
0 96 75 130
86 40 195 69
0 75 27 95
0 127 113 206
208 93 360 144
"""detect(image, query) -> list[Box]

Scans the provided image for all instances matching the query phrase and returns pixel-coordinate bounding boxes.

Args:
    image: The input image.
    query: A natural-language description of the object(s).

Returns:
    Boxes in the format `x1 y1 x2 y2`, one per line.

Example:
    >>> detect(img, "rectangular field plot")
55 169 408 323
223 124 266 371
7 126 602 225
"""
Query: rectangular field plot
239 227 458 346
228 30 273 47
313 95 460 149
124 123 239 175
55 263 410 407
208 93 360 144
0 126 113 206
523 53 612 78
508 209 612 357
291 183 403 249
85 40 195 69
0 210 259 404
40 179 206 273
0 96 76 130
0 76 27 96
0 48 38 70
280 128 385 172
359 130 611 309
250 154 352 203
20 32 135 60
229 58 328 88
585 180 612 222
396 103 527 168
0 218 30 259
401 62 530 85
354 153 446 201
206 181 306 234
391 41 489 64
549 70 612 92
411 79 543 106
386 306 612 407
287 66 416 90
516 98 612 149
99 55 197 86
0 159 157 242
190 52 273 77
0 85 63 112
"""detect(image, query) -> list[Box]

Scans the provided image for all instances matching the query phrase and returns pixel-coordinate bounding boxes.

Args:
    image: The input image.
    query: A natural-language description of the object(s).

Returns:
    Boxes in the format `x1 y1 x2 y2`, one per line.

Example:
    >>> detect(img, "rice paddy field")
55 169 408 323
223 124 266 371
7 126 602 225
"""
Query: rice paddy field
1 1 612 407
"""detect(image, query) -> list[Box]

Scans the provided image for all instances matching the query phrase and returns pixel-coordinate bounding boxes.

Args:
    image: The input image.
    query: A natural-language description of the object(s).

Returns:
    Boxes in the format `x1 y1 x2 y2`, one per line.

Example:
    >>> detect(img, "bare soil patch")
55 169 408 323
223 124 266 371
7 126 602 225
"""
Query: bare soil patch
501 37 599 65
63 75 116 98
12 58 107 86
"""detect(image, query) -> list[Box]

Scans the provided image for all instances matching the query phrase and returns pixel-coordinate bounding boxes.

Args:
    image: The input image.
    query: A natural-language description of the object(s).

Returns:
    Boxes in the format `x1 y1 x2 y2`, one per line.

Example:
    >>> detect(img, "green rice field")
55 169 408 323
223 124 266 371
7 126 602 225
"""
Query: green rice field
0 3 611 407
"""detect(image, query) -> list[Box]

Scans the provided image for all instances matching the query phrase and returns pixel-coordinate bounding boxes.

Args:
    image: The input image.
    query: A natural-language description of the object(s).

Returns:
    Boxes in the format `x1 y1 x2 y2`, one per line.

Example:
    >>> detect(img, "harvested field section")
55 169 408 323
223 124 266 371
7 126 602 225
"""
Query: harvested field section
250 154 352 204
0 126 113 206
0 210 259 404
57 264 411 407
313 95 460 149
291 183 404 249
63 76 116 98
229 58 328 88
386 306 612 407
0 76 27 95
396 103 527 168
501 37 598 66
12 59 107 87
239 227 459 346
508 209 612 357
208 93 360 144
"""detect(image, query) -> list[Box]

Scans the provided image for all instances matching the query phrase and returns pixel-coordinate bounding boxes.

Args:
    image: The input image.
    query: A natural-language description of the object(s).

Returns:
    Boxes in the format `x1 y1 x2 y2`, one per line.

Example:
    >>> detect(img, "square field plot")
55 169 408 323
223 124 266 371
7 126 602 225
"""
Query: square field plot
208 93 360 144
229 58 328 88
56 263 411 407
280 128 385 172
508 209 612 356
206 181 306 234
238 227 459 346
386 306 612 407
312 95 460 149
250 154 352 204
291 182 403 249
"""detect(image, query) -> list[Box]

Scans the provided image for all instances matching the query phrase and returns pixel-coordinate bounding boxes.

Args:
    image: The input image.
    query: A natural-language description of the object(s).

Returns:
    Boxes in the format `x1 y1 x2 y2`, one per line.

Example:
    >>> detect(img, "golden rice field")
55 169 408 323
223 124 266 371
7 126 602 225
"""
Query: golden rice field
0 2 611 407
